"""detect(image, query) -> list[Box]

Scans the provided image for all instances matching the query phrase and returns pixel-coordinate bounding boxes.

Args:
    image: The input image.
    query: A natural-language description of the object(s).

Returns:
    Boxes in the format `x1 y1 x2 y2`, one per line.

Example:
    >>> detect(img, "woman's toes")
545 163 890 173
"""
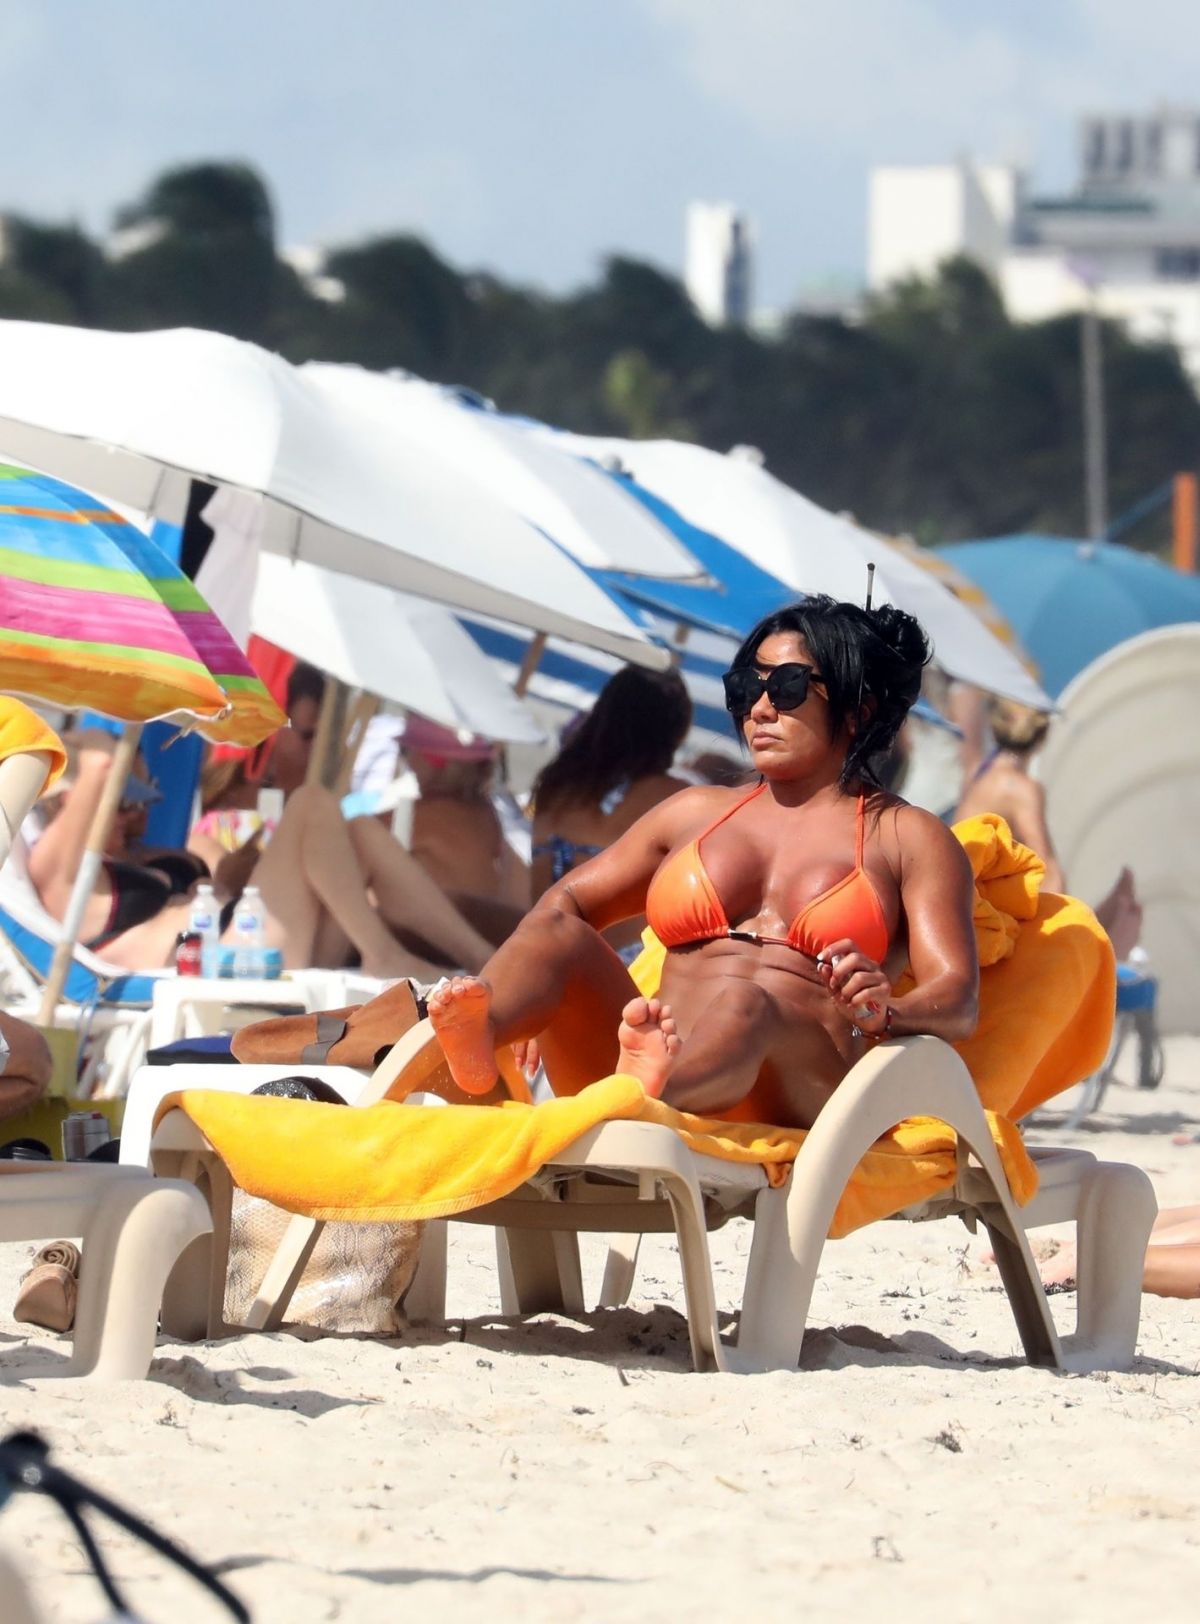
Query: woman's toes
622 997 651 1028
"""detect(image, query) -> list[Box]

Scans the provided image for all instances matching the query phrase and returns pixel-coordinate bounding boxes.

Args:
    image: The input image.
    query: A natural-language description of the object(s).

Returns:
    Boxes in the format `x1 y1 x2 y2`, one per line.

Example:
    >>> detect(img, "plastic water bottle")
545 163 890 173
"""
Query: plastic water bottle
188 883 221 980
231 885 267 980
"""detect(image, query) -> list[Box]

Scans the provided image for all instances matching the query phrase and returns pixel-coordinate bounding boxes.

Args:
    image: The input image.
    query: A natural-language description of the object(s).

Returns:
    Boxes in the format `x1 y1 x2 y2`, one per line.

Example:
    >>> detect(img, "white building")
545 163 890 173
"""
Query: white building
869 108 1200 387
685 202 753 327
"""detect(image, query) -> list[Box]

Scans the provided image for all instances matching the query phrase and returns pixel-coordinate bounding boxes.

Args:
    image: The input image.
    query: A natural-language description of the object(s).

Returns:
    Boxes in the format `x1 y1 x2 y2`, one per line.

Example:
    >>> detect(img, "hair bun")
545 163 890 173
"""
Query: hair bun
870 604 931 670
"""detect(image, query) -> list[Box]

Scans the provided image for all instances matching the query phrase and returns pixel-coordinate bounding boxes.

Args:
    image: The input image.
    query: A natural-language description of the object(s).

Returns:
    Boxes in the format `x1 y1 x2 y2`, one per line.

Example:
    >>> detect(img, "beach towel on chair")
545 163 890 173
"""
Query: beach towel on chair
156 815 1115 1237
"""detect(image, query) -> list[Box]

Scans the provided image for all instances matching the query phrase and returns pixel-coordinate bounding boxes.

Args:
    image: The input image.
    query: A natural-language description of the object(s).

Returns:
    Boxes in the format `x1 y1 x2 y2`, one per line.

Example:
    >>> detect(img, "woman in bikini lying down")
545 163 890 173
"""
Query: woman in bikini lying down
430 596 981 1130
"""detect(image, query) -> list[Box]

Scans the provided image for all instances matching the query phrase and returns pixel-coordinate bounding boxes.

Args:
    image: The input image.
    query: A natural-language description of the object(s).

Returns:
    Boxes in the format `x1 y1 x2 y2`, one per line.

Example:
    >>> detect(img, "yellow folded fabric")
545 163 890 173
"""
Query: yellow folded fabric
157 1078 1034 1238
157 812 1114 1238
0 698 67 793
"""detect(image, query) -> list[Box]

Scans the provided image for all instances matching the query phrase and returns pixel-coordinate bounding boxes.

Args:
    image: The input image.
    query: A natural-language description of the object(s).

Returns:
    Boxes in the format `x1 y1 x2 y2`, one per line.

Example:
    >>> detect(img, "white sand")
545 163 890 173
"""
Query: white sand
0 1042 1197 1623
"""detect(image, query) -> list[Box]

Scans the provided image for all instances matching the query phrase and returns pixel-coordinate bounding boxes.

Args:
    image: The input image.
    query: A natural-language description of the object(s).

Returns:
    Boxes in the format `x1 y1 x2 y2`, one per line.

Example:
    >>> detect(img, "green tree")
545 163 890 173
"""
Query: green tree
105 162 282 341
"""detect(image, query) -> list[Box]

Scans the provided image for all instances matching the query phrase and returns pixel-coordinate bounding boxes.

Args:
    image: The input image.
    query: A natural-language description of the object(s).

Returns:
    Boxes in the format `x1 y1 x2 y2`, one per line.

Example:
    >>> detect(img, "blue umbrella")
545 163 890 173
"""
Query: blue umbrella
467 471 955 744
594 475 797 637
935 534 1200 698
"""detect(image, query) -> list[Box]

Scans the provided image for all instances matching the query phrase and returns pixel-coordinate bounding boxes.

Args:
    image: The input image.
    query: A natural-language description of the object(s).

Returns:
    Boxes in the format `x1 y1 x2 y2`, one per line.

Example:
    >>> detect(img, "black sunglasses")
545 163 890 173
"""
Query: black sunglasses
722 662 822 716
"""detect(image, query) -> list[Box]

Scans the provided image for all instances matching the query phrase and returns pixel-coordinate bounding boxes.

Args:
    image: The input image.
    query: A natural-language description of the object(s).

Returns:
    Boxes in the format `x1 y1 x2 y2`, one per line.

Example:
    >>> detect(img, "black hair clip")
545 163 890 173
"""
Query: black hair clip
865 562 876 612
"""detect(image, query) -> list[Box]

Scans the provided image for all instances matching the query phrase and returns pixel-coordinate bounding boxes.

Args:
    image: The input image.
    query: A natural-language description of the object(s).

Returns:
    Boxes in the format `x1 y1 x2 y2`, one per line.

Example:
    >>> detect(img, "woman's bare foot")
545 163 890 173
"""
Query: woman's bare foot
1040 1240 1078 1294
616 997 681 1097
427 976 498 1096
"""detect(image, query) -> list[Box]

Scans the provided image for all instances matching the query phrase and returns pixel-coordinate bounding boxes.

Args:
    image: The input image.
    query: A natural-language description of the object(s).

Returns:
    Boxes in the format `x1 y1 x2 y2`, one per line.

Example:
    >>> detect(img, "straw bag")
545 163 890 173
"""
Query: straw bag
224 1077 422 1334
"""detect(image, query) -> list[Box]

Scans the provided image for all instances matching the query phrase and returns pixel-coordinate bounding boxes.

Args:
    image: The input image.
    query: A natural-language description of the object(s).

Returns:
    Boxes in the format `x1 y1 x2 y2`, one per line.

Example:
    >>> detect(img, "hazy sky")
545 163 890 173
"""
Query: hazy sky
4 1 1198 310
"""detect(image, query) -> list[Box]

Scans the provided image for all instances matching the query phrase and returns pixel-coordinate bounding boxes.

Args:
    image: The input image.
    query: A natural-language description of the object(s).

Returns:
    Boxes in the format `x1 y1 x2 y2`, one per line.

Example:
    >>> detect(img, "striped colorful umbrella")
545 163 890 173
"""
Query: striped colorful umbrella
0 463 284 745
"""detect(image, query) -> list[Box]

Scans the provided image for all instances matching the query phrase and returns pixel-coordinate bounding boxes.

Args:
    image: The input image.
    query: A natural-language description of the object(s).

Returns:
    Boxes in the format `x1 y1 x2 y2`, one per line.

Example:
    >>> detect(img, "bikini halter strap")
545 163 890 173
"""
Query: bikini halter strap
855 793 866 868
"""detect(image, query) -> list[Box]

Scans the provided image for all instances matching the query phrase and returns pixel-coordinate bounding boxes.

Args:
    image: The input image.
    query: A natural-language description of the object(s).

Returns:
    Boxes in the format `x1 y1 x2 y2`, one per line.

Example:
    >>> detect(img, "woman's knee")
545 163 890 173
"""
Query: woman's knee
515 908 596 953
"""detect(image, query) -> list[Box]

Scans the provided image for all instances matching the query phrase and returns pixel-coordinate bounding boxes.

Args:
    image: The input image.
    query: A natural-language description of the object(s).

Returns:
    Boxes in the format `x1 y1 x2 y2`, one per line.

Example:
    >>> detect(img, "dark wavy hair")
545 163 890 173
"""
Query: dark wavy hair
728 595 930 789
533 665 693 812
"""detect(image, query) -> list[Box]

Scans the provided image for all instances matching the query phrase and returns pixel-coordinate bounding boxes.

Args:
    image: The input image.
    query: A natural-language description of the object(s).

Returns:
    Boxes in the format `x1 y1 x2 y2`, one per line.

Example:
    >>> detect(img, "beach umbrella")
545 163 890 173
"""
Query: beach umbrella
298 365 703 580
0 320 666 669
193 485 545 746
935 534 1200 698
0 462 285 1022
528 430 1050 708
466 479 953 754
0 464 282 745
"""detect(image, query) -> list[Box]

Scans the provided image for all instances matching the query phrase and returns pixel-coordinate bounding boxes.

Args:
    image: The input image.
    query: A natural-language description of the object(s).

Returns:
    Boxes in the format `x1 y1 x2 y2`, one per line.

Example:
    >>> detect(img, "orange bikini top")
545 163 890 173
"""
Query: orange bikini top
645 783 890 963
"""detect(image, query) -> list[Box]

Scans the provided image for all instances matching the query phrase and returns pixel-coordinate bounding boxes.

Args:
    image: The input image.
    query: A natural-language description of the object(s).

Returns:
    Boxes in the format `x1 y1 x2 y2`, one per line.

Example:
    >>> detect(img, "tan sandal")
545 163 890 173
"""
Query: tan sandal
13 1241 81 1334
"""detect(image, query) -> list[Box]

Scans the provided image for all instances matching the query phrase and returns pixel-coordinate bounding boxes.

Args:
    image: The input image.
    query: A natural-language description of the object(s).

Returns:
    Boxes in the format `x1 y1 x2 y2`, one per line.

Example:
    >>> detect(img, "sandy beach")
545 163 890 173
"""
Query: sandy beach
0 1041 1196 1624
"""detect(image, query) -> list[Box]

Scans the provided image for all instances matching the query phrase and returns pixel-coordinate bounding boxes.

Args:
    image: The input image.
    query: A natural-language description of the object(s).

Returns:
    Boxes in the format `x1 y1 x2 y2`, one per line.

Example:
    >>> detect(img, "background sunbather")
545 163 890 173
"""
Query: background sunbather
954 696 1142 959
400 717 530 947
1039 1206 1200 1299
430 597 981 1126
530 665 694 959
27 733 494 979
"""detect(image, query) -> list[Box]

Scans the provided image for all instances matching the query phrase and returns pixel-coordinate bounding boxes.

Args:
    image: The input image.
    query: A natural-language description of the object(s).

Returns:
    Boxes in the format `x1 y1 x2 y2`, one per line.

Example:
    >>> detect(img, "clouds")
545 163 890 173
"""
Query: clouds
0 1 1197 309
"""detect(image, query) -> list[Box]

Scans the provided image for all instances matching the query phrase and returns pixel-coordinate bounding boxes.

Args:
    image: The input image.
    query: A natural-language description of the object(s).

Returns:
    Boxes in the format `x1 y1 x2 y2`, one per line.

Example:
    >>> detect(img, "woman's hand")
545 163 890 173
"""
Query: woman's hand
512 1036 541 1081
817 937 892 1036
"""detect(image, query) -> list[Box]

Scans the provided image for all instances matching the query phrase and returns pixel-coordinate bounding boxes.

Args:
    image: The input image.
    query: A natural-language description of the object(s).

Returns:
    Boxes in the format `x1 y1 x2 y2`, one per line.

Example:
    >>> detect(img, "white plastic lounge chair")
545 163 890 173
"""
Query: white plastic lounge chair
138 1024 1156 1373
0 884 161 1096
0 1163 211 1380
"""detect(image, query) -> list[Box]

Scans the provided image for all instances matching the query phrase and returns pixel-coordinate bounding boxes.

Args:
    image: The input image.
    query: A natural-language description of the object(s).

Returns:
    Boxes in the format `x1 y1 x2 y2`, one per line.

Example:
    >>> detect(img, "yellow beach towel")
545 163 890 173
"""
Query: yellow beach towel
159 815 1115 1238
0 697 67 793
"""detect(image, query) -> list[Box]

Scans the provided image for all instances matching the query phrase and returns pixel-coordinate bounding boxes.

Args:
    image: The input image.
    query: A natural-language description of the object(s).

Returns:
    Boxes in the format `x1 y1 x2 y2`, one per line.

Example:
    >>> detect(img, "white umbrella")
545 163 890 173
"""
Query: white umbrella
530 432 1051 708
300 364 702 579
195 488 546 745
0 320 666 669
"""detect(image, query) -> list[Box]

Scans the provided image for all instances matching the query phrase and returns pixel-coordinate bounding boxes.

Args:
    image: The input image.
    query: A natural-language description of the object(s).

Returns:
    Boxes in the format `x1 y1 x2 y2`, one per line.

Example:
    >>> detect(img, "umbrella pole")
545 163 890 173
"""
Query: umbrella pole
305 678 349 791
513 633 548 697
334 692 380 798
37 725 143 1027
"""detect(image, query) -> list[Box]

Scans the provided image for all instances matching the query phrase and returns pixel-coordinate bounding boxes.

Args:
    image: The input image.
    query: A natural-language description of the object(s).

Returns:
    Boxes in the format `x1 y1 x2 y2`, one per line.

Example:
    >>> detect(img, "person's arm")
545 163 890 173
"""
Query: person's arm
824 807 979 1043
26 731 117 897
0 1011 52 1119
1009 777 1065 892
535 786 722 932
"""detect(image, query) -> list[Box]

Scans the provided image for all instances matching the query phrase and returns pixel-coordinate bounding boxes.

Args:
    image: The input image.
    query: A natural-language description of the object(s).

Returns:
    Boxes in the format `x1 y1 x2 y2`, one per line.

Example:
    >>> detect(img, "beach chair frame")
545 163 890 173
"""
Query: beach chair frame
140 1028 1157 1374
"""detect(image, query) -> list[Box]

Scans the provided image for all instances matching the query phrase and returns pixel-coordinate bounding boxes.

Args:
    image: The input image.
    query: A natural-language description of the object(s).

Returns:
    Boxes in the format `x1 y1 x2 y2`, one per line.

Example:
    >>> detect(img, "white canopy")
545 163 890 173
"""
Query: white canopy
195 487 546 745
0 320 666 669
532 433 1050 708
300 365 702 579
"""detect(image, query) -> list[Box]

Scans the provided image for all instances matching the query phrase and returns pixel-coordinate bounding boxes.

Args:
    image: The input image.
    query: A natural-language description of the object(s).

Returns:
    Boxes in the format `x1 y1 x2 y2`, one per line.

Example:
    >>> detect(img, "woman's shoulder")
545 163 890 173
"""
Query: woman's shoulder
882 793 975 873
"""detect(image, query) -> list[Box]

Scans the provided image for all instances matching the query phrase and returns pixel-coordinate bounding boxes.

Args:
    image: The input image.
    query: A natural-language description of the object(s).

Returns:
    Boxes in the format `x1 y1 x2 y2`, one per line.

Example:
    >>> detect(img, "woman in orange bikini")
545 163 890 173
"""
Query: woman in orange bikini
430 597 980 1129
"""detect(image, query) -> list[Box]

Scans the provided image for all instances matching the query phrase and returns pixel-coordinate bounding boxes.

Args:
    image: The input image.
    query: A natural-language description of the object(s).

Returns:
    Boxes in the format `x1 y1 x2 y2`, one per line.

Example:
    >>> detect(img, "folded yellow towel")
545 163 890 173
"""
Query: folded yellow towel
158 813 1113 1238
159 1075 1035 1237
0 697 67 792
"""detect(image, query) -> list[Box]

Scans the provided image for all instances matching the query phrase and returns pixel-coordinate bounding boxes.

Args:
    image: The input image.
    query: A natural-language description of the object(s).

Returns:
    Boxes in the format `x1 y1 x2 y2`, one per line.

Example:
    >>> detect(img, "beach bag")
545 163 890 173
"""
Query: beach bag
224 1077 423 1334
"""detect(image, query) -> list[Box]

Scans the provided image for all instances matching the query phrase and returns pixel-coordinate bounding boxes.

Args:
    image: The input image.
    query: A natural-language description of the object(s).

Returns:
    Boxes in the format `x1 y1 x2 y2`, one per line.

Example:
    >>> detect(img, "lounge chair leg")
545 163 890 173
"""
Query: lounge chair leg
153 1148 237 1339
496 1228 584 1316
68 1180 212 1380
979 1216 1061 1368
1059 1159 1157 1373
598 1233 641 1308
244 1216 326 1331
401 1221 448 1323
656 1170 725 1372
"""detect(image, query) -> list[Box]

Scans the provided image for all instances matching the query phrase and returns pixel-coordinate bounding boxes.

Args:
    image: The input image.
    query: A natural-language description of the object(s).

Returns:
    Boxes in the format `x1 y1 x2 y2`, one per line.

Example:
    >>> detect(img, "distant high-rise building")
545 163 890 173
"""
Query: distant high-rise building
685 202 753 326
868 107 1200 387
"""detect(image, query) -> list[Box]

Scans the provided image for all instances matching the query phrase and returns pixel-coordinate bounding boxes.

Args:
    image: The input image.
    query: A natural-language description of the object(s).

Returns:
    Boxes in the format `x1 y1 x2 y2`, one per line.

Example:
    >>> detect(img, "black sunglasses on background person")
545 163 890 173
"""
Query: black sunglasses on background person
722 663 823 717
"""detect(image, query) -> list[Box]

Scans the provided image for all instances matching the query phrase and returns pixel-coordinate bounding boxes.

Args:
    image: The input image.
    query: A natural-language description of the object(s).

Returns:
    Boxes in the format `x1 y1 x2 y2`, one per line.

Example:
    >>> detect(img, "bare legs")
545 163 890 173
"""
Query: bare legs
1039 1205 1200 1299
247 786 489 979
428 909 791 1114
345 815 494 972
1094 867 1143 962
